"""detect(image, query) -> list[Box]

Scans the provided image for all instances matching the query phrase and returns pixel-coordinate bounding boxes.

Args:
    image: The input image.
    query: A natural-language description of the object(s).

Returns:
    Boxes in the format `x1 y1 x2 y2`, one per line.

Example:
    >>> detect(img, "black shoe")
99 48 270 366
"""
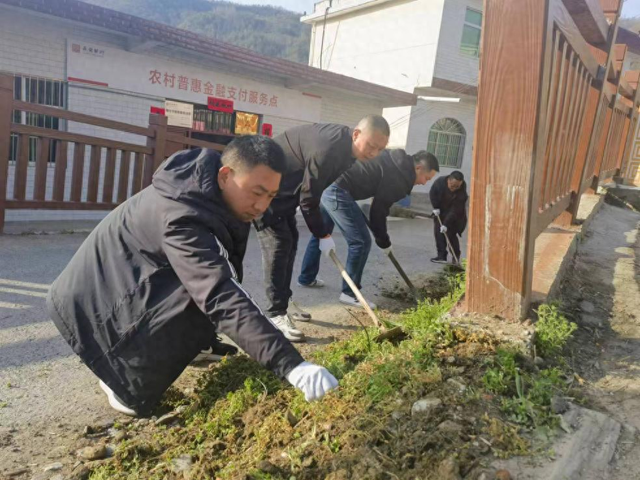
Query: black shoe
194 336 238 362
430 256 448 264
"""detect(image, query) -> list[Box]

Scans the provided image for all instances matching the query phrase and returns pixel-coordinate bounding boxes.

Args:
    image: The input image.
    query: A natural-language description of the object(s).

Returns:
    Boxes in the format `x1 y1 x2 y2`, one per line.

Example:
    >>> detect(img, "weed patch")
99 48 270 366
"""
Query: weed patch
535 303 577 358
89 270 571 479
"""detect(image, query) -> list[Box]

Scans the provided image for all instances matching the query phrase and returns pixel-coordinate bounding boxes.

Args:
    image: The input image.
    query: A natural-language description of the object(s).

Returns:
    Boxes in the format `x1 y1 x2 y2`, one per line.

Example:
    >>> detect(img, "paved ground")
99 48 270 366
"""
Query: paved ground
0 214 465 474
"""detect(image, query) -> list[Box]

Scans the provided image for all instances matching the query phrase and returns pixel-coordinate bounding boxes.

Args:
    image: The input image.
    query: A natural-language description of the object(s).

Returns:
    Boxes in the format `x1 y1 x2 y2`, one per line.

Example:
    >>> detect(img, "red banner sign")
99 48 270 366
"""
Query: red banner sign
262 123 273 137
208 96 234 113
150 106 166 115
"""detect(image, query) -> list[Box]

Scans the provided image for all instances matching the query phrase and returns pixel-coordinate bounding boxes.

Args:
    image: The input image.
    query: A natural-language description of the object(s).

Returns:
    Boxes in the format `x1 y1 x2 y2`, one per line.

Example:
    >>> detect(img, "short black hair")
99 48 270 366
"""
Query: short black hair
449 170 464 181
413 150 440 172
356 114 391 137
221 135 286 174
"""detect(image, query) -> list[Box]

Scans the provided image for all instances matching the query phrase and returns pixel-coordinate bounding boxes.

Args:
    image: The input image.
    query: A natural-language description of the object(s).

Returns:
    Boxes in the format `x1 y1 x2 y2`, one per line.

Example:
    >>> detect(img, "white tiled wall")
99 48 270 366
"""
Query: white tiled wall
1 4 399 225
433 0 482 87
404 98 477 193
261 115 311 137
319 91 384 127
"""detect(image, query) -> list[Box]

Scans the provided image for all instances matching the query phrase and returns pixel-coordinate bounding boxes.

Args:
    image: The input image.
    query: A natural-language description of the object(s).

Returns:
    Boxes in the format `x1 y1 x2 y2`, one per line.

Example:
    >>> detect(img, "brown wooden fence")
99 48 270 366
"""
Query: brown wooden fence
466 0 640 319
0 74 225 233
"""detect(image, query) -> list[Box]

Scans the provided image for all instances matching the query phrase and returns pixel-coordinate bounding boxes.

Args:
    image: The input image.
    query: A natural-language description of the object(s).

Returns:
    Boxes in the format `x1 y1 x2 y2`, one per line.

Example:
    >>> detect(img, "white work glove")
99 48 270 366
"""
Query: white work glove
381 245 393 256
432 209 441 216
440 225 448 233
286 362 339 402
319 236 336 257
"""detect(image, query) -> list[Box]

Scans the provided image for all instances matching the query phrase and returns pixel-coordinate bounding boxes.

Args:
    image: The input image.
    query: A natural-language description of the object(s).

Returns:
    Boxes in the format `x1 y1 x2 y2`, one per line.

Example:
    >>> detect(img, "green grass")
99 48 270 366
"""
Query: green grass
535 303 577 358
482 345 566 430
90 268 535 479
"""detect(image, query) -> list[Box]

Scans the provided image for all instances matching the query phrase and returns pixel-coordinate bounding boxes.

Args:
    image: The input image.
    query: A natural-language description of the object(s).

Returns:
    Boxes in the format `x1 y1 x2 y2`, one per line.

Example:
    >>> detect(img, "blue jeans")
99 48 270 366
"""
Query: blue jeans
298 184 371 298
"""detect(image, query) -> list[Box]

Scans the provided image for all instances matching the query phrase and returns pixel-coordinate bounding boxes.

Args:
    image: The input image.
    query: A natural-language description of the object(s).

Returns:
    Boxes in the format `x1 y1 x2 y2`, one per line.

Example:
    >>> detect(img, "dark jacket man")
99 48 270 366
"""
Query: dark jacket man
336 149 417 249
47 145 322 414
259 123 356 238
252 117 389 337
297 149 439 307
429 171 468 262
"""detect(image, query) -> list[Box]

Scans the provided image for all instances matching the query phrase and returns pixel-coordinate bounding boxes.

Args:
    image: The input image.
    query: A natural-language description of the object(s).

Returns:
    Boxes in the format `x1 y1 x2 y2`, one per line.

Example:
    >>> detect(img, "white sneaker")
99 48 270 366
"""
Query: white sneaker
339 293 377 310
289 299 311 322
297 279 325 288
271 314 306 342
99 380 138 417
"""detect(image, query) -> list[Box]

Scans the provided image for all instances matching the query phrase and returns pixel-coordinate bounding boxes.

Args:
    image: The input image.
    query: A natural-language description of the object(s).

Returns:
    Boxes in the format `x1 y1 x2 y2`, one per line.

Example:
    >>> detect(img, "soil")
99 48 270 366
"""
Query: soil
2 200 638 480
555 202 640 479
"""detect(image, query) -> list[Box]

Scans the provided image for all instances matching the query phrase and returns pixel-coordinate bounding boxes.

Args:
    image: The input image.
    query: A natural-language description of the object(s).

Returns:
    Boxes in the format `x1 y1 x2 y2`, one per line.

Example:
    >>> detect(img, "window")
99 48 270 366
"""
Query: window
460 8 482 57
10 75 67 163
426 118 466 168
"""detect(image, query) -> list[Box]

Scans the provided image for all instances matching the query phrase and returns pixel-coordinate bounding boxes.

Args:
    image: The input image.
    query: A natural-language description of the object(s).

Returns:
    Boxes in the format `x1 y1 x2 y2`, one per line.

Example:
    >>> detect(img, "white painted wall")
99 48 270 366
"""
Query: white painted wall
623 50 640 72
305 0 483 90
0 5 387 223
304 0 481 188
0 5 134 222
403 97 476 193
432 0 482 86
306 0 446 92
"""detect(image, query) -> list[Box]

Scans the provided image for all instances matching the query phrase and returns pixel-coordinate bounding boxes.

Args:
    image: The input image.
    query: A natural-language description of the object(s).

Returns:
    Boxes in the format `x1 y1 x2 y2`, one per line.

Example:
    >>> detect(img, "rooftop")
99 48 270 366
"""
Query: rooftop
0 0 417 108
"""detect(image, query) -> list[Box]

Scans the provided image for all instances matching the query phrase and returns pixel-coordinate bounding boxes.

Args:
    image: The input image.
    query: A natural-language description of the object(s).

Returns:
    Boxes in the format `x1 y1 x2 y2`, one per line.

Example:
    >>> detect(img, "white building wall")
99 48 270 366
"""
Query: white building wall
432 0 482 86
304 0 481 189
383 105 414 149
623 50 640 72
263 91 384 137
306 0 445 92
0 5 137 222
319 90 384 126
403 97 477 193
0 5 128 79
0 5 393 224
261 115 311 137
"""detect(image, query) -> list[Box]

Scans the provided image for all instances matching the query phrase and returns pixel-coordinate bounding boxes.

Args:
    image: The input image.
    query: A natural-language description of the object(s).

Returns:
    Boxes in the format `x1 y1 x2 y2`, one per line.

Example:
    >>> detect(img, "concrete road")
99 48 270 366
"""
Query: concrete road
0 214 466 473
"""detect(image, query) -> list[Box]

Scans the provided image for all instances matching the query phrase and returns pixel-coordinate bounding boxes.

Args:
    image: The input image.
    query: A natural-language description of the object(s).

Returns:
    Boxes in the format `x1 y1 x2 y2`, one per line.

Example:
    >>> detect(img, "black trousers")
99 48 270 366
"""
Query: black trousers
434 220 461 260
48 293 214 414
256 213 299 317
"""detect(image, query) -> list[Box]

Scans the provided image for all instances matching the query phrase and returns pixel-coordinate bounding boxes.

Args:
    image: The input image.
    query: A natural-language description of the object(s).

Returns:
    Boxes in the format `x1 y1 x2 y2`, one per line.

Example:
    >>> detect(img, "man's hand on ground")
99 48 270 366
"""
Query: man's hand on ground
319 236 336 257
286 361 339 401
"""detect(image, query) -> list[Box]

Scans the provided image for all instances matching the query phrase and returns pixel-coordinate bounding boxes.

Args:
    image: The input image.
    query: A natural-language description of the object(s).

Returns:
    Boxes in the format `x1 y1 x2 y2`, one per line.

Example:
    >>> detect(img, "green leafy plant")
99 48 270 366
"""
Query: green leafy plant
535 303 577 357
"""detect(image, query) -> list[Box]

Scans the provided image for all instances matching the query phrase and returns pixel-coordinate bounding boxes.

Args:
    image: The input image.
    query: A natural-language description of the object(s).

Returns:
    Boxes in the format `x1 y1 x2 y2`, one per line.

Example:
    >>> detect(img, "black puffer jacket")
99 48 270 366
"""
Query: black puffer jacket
335 149 416 249
47 149 304 411
255 123 355 237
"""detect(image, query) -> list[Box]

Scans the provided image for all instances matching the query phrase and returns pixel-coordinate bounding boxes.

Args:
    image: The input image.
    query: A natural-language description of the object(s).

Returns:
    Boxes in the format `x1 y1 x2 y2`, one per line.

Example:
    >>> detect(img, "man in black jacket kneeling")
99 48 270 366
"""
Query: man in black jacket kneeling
47 137 337 417
297 150 439 308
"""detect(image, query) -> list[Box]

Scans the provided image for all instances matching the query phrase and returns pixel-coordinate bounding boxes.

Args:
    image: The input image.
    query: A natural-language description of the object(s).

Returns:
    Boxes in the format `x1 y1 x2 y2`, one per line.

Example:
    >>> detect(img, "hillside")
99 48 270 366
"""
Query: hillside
620 16 640 33
82 0 311 64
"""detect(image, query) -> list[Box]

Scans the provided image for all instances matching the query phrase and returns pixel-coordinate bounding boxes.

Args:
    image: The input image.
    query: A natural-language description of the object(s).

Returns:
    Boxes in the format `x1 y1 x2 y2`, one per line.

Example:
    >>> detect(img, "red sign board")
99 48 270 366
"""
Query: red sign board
262 123 273 137
208 96 234 113
150 106 166 115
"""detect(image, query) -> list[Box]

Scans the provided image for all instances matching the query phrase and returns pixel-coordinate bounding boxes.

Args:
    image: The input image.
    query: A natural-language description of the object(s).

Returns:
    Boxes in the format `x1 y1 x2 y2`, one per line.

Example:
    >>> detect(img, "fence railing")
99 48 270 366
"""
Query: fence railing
0 74 225 232
466 0 640 319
